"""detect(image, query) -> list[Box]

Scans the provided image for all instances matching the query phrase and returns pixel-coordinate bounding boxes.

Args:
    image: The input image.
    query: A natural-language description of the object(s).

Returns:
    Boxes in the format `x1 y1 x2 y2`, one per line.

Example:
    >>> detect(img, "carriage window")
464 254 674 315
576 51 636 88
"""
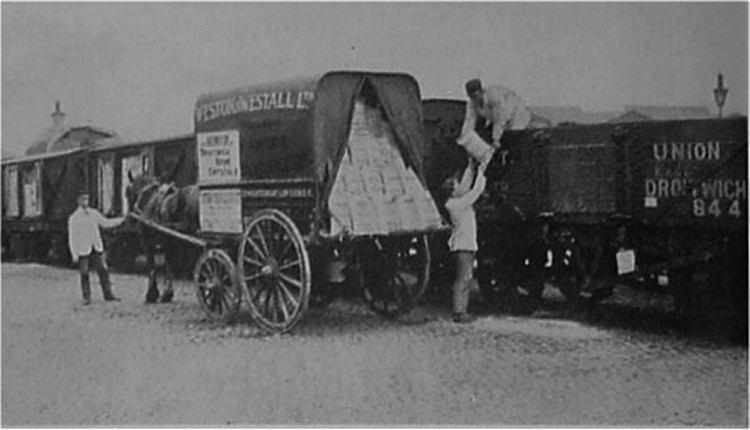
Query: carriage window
98 155 115 215
3 165 19 218
21 161 42 218
142 153 150 175
121 153 144 214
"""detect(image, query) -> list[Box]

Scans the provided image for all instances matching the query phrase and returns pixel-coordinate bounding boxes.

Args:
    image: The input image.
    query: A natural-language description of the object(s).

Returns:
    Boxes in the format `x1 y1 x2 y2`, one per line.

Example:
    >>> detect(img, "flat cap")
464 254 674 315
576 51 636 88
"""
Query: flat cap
465 78 482 96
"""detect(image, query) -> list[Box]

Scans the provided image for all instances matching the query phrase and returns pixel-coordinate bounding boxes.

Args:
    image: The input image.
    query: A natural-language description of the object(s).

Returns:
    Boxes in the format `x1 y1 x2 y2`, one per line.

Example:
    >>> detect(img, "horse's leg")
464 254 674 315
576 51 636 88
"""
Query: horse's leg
145 235 160 304
160 238 175 303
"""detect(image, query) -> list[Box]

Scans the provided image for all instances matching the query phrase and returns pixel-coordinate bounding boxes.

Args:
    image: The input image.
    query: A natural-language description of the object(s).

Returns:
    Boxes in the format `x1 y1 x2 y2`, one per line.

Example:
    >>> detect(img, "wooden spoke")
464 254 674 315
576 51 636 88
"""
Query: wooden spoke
243 255 264 268
278 272 303 290
254 223 272 261
278 259 301 272
245 236 267 261
244 272 264 284
276 279 300 310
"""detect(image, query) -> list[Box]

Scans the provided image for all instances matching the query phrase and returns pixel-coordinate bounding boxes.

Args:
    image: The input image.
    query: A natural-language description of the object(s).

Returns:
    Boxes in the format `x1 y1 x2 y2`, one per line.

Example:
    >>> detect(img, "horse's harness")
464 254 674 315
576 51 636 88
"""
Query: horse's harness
133 181 179 223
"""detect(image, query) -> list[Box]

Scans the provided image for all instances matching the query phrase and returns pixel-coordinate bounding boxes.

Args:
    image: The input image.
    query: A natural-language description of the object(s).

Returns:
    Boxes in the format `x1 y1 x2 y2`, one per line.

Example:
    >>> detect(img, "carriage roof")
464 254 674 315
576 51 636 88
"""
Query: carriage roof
1 147 86 166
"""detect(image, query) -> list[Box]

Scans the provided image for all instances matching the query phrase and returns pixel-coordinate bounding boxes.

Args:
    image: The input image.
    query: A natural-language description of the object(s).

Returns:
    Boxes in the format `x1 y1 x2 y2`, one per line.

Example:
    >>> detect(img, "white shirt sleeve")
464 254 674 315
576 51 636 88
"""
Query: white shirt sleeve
454 162 476 196
460 101 477 139
94 209 124 229
488 88 508 142
68 215 77 258
446 172 486 211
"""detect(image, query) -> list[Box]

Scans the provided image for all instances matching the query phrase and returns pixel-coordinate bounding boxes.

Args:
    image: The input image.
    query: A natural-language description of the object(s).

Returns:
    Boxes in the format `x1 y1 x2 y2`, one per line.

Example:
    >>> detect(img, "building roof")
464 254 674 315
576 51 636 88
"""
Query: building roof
613 105 713 122
528 106 622 126
25 124 120 156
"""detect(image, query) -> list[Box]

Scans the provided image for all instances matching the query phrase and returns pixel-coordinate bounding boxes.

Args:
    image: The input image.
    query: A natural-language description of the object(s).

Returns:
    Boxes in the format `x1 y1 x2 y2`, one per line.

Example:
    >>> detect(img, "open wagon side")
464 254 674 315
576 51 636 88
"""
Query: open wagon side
193 71 445 333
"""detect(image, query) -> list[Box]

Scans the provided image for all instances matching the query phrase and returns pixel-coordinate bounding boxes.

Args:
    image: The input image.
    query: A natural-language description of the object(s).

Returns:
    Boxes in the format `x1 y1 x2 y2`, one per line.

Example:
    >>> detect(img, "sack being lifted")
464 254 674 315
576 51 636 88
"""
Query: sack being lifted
328 97 443 236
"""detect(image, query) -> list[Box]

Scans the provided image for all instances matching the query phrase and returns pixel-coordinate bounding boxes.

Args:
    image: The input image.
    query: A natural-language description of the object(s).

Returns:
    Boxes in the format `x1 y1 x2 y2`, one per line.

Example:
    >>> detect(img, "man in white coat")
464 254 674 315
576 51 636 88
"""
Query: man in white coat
68 192 126 305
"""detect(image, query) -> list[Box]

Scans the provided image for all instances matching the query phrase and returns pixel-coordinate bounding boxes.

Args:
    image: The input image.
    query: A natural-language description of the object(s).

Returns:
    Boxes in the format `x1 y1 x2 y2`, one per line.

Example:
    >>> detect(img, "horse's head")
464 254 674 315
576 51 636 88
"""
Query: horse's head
125 171 159 214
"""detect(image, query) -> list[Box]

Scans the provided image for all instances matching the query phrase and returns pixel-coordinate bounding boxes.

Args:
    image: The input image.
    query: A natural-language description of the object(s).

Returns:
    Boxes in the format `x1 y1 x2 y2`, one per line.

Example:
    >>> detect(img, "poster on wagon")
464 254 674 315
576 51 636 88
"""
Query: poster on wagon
199 189 242 233
197 130 241 184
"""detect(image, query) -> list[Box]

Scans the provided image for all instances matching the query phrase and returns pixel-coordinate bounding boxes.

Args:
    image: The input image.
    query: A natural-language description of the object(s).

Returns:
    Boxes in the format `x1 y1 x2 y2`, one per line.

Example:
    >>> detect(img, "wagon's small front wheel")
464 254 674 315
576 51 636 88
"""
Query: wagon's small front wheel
360 234 430 318
239 209 311 333
193 249 242 324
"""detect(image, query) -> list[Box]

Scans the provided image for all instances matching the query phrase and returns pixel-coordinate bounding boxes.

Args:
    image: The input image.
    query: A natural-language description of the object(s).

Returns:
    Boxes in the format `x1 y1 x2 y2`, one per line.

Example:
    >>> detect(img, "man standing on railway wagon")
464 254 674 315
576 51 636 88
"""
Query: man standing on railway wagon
68 192 126 305
443 156 489 323
460 78 531 149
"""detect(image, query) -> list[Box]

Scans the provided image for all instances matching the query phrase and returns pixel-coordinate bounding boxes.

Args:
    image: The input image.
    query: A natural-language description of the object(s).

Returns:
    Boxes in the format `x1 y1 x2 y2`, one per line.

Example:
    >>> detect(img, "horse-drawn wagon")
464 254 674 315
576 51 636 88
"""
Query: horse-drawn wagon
130 71 445 333
423 98 747 334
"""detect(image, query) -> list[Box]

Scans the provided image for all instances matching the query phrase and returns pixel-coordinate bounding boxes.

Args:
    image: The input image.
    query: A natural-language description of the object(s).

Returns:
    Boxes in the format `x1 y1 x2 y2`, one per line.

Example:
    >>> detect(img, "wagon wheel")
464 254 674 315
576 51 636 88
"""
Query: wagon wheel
238 209 311 333
193 249 242 324
360 234 430 318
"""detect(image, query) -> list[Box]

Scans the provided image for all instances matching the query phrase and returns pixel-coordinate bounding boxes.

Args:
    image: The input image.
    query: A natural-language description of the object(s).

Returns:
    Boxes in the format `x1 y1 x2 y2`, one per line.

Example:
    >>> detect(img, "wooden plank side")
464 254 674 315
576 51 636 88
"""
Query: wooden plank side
543 124 619 218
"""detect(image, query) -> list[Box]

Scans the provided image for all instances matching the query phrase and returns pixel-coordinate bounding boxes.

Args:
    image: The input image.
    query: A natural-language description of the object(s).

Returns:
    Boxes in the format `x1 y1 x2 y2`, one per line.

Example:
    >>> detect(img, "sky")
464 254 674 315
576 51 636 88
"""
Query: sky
2 2 748 157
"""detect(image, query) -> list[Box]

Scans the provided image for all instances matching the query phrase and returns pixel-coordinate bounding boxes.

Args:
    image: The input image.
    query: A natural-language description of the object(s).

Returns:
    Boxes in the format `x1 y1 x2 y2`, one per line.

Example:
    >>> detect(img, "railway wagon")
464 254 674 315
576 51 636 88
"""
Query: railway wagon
422 98 747 330
1 134 197 269
187 70 445 332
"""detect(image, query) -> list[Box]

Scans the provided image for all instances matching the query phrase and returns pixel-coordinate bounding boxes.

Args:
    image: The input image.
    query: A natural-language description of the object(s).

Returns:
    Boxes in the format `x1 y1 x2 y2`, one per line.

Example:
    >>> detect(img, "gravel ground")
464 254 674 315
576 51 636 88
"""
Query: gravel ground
2 262 747 426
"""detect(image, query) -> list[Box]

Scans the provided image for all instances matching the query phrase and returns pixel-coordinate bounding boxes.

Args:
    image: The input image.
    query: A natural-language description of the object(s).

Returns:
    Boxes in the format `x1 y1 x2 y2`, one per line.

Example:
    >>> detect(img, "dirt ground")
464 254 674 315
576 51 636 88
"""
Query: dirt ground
2 262 747 426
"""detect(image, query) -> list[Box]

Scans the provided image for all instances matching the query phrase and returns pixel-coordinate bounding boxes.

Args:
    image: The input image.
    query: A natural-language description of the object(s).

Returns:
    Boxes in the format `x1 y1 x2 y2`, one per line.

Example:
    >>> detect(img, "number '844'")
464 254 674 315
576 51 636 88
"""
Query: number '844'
692 198 743 218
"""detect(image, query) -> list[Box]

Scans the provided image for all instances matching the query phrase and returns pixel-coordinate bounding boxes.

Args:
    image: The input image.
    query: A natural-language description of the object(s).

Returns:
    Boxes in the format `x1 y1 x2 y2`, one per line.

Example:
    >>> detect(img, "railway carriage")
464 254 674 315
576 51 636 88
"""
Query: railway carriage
1 134 197 269
2 148 88 262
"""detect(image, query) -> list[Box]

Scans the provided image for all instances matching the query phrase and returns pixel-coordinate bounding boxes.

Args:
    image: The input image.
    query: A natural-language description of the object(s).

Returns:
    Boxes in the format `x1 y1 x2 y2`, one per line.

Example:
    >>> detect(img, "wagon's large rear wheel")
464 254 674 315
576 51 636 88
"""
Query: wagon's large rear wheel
194 249 242 324
360 234 430 318
238 209 311 333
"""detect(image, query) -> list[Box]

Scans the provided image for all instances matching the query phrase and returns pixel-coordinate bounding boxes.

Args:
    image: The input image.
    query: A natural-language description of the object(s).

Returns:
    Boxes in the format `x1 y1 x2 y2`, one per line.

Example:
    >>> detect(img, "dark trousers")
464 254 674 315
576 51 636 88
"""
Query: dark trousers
452 250 477 314
79 250 114 300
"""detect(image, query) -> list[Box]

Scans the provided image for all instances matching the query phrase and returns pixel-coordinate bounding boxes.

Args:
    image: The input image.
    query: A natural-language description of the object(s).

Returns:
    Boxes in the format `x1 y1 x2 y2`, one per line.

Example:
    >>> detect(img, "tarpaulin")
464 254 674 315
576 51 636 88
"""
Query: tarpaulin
312 72 425 213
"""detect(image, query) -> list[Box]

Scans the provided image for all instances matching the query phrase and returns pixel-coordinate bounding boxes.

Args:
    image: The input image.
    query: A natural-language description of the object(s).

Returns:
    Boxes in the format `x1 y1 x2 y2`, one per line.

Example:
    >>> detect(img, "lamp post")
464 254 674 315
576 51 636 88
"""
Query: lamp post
713 72 728 118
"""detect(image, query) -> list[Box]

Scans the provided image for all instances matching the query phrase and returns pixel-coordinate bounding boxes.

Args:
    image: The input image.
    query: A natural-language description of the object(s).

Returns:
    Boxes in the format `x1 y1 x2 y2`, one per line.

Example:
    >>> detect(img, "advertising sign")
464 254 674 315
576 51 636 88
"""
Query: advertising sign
199 189 242 233
197 130 241 184
98 155 114 215
22 162 41 217
4 165 19 218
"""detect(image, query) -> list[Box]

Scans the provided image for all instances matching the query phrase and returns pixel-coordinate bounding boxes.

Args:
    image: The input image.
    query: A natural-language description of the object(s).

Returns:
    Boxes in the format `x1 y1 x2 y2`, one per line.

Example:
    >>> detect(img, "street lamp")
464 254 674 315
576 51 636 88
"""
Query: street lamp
713 72 728 118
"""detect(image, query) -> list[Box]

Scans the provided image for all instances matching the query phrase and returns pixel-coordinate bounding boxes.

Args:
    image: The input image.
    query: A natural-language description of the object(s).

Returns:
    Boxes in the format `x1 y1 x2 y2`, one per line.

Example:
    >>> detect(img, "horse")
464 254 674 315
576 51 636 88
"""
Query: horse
125 172 200 303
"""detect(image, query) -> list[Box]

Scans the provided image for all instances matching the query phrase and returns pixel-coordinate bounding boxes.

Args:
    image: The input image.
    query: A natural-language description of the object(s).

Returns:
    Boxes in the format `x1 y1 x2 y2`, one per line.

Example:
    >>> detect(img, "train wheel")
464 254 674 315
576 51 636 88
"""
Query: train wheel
360 234 430 318
193 249 242 324
238 209 311 333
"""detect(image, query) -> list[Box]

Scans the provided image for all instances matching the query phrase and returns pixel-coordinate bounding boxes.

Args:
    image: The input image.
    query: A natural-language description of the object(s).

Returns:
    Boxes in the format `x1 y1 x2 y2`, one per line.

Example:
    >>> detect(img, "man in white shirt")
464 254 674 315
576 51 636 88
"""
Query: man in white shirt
443 156 488 323
460 78 531 149
68 192 126 305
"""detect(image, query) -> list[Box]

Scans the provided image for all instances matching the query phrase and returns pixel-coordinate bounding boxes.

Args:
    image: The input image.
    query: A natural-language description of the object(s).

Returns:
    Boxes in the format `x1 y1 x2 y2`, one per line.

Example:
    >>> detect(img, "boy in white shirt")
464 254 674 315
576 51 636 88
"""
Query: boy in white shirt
442 156 488 323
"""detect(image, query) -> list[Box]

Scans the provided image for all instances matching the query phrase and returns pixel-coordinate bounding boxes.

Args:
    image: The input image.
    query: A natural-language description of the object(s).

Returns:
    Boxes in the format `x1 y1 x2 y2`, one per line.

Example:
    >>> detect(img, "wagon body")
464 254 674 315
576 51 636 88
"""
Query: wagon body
422 98 747 331
189 71 442 332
